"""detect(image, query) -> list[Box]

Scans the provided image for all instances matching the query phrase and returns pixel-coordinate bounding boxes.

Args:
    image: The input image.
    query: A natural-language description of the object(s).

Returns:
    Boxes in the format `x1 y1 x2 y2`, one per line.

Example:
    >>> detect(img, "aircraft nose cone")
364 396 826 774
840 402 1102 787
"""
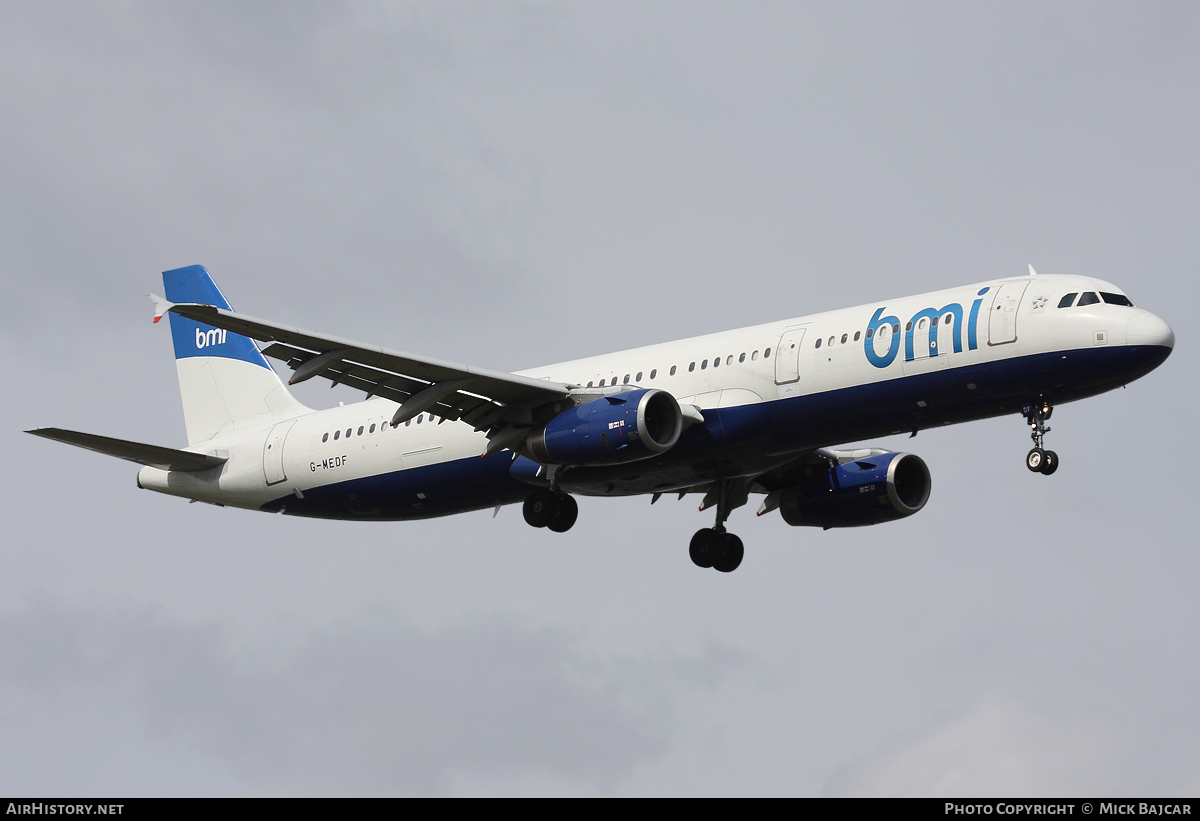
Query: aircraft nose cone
1126 311 1175 349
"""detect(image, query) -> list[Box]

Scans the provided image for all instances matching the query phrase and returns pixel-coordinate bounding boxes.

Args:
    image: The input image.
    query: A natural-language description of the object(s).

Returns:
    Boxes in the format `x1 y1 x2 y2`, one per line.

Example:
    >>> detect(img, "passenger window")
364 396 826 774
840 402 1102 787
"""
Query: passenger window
369 424 376 433
636 372 643 381
670 365 677 376
726 355 733 366
357 426 364 436
853 331 861 341
689 362 696 372
701 360 708 370
815 338 822 349
712 357 719 368
1058 293 1077 308
751 351 758 360
623 374 630 384
650 369 657 379
1101 292 1134 307
599 378 606 387
346 428 352 437
587 381 593 387
827 336 834 346
892 324 900 334
943 314 953 325
867 328 874 339
1078 292 1100 306
906 321 913 332
322 432 329 443
930 317 938 327
334 430 340 440
841 333 848 344
764 348 771 358
739 353 745 363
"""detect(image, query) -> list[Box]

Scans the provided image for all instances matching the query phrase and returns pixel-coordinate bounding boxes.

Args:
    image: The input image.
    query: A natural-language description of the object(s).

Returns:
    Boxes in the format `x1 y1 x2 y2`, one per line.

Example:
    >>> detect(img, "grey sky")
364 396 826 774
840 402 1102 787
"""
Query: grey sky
1 1 1197 796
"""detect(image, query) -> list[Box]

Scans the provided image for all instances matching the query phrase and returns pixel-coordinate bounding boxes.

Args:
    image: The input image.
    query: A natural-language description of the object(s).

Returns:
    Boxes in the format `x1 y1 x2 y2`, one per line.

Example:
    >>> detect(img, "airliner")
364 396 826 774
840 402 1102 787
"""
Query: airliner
28 265 1174 573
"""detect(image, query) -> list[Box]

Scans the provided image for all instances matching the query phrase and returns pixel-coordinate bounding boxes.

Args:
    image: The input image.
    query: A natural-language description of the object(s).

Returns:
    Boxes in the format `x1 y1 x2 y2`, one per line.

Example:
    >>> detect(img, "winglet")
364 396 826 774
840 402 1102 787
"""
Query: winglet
1028 264 1038 277
149 293 174 324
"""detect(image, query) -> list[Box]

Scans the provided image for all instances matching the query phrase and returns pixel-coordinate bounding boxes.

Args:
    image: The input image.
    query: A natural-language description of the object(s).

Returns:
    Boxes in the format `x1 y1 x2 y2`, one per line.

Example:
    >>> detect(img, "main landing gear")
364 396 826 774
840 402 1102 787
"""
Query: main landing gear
1023 400 1059 476
522 488 578 533
690 529 744 573
690 479 748 573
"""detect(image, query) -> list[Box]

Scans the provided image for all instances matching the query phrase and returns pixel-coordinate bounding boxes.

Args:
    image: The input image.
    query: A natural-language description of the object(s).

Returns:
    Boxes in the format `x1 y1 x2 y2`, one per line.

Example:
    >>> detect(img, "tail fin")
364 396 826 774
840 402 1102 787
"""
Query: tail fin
162 265 309 445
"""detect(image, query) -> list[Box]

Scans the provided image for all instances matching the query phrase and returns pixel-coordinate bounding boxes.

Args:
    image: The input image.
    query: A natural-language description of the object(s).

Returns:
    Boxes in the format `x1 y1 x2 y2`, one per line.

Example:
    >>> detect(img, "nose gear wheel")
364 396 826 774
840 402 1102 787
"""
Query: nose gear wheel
1023 401 1060 476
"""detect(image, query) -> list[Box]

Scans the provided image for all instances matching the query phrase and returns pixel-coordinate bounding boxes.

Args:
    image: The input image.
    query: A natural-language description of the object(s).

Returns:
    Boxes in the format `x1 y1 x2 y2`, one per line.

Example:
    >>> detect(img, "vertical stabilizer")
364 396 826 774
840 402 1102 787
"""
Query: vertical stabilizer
163 265 309 445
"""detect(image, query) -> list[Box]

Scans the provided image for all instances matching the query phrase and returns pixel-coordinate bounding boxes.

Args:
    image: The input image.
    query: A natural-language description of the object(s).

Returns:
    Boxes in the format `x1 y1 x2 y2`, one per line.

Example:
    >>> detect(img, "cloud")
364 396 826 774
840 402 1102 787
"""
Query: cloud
828 692 1122 797
0 598 734 795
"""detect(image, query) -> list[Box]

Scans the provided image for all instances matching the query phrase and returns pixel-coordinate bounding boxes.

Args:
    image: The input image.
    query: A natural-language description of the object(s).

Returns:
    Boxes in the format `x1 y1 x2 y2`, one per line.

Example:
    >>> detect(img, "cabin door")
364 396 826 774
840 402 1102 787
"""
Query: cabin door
774 327 808 385
263 420 296 486
988 281 1029 346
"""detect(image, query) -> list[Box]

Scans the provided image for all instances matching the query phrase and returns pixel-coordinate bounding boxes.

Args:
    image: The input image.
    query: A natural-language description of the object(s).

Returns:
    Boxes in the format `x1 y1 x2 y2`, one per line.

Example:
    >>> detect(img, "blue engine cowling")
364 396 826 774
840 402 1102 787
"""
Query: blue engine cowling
779 452 931 528
527 388 683 466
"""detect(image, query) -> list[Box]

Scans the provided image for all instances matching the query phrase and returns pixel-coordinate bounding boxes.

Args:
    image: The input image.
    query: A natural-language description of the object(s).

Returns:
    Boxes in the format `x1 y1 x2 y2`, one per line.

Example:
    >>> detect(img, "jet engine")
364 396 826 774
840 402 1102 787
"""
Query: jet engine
779 451 931 528
527 388 683 466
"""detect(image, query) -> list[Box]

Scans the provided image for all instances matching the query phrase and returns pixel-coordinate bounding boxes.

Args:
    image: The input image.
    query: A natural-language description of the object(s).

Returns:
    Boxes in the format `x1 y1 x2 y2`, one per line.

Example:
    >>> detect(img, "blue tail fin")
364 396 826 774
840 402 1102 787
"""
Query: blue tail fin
161 265 308 445
163 265 272 370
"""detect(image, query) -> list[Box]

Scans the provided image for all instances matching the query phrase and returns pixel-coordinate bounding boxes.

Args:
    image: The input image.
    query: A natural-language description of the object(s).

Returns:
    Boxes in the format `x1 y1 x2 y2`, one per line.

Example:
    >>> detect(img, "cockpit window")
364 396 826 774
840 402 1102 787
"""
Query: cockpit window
1077 292 1101 306
1100 292 1134 307
1058 293 1077 308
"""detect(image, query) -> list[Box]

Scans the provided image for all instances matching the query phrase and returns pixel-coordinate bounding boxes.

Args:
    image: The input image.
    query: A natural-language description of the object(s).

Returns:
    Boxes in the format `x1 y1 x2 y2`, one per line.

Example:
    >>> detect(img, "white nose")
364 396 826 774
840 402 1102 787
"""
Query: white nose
1126 311 1175 349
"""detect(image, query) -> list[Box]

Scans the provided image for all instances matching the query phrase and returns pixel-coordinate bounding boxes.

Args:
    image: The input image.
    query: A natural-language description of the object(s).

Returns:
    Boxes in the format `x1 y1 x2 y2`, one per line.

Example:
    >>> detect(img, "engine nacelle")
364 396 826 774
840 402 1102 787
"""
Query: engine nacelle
779 451 931 528
527 388 683 466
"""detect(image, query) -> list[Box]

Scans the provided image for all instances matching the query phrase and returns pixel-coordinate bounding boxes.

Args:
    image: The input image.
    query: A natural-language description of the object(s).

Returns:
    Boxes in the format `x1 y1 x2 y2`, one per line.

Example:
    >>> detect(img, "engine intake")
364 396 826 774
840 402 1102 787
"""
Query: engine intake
527 388 683 466
779 451 931 528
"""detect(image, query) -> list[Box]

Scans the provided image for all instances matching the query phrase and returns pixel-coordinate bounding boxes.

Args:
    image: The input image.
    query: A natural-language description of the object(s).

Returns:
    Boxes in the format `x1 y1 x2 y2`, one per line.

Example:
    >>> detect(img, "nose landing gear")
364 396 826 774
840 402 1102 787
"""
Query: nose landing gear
1023 401 1059 475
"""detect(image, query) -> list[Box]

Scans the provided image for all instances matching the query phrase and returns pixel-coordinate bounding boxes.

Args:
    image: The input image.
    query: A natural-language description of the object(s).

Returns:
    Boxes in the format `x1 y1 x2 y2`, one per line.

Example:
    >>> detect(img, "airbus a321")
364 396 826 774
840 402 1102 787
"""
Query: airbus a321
29 265 1174 572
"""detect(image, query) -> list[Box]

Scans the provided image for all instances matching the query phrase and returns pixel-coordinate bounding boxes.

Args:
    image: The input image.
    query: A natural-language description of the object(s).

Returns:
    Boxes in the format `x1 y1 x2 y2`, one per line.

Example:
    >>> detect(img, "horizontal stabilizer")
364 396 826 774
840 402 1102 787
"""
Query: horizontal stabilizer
26 428 227 472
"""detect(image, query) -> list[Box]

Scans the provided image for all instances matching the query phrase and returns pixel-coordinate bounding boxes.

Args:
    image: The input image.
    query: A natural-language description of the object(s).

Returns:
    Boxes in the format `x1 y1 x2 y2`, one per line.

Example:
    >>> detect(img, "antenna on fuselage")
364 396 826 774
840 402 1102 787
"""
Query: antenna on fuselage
1028 264 1038 277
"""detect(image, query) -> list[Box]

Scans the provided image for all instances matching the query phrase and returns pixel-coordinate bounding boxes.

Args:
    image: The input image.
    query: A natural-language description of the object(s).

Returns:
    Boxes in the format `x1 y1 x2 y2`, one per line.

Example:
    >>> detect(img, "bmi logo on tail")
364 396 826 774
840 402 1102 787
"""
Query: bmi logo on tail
195 327 227 348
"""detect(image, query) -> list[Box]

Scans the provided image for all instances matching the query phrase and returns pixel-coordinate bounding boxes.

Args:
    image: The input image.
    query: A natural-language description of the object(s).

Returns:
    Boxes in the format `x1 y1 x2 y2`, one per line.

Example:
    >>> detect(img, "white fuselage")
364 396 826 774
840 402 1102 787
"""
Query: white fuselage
136 273 1174 518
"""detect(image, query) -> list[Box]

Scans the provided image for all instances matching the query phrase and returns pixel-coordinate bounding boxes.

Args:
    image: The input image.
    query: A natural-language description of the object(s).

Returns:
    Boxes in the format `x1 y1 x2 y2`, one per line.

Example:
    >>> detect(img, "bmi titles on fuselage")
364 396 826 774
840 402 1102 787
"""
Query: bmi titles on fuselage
864 288 989 368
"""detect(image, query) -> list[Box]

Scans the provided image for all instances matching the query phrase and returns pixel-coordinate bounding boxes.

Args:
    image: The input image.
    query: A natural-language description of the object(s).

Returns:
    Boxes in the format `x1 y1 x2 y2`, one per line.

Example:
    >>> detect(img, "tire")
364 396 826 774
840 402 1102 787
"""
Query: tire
1040 450 1059 475
1026 448 1045 473
713 533 744 573
547 494 578 532
522 489 560 528
689 529 718 568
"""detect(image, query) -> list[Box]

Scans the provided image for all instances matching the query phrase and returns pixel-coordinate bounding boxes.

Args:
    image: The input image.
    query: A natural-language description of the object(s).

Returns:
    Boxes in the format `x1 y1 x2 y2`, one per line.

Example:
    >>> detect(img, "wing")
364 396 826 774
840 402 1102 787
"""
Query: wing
26 428 227 472
158 299 573 450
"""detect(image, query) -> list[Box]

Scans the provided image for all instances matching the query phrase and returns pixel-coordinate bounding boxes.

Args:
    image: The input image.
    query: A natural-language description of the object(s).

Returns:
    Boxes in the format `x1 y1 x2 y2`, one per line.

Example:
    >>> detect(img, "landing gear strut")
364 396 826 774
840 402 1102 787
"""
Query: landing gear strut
690 479 747 573
523 488 578 532
1023 400 1059 476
